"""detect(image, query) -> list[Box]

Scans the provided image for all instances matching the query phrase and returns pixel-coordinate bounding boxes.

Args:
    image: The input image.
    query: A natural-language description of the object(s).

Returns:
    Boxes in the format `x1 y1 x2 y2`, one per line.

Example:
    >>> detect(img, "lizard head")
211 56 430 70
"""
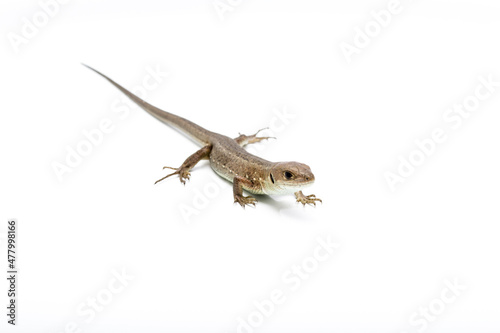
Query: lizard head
266 162 315 195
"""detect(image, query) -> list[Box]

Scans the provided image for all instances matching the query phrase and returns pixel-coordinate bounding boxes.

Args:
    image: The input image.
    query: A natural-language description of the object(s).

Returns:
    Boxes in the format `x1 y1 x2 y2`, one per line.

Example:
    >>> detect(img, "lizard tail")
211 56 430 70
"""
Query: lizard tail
83 64 213 145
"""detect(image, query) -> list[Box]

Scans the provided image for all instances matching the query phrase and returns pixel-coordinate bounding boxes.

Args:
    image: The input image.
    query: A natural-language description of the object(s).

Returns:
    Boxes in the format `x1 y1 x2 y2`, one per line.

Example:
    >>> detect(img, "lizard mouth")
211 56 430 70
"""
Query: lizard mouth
270 179 314 195
296 179 315 188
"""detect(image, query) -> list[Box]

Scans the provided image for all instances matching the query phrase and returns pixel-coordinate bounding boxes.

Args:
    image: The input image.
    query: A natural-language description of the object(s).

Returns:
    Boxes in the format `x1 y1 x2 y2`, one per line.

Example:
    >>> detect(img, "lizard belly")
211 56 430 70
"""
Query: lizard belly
209 159 233 183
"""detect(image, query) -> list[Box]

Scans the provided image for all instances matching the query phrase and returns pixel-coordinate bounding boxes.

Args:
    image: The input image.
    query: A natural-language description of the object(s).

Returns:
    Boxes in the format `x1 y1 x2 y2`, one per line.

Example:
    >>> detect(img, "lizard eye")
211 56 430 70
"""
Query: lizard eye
284 171 294 180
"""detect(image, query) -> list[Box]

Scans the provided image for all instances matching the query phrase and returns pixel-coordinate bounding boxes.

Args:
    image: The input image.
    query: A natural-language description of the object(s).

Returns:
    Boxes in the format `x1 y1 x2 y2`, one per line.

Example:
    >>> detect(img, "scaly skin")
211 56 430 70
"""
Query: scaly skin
85 65 321 207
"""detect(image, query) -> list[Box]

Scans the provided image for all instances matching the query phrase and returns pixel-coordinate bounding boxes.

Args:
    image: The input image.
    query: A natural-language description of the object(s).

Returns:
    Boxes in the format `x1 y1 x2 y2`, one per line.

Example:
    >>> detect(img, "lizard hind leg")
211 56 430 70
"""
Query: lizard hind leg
234 127 275 147
154 144 212 185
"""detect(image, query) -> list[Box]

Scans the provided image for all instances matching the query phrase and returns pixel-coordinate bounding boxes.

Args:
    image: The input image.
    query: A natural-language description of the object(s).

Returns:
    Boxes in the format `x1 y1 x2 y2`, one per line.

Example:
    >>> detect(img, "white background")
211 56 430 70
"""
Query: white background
1 0 499 332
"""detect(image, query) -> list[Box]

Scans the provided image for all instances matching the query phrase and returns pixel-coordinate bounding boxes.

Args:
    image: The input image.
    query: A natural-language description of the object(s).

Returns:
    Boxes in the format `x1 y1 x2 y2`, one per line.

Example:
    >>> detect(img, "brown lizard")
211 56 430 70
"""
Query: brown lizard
84 65 321 207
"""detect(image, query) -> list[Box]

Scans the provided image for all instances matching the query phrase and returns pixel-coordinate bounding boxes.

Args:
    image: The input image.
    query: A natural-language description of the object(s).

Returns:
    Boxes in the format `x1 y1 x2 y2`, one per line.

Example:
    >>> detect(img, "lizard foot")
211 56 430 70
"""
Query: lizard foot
236 128 276 146
234 194 258 208
248 128 275 144
155 166 191 185
295 191 322 206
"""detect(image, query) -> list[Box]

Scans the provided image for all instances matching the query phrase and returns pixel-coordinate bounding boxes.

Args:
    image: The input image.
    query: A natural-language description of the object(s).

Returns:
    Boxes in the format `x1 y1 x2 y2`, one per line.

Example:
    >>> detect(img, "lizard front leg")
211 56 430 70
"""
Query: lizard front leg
295 191 322 206
233 175 258 207
155 145 212 185
234 128 275 147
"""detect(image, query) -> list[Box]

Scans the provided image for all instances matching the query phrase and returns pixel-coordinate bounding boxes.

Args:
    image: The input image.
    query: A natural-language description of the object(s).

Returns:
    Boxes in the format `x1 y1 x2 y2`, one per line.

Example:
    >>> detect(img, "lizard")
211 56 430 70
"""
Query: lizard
84 65 322 207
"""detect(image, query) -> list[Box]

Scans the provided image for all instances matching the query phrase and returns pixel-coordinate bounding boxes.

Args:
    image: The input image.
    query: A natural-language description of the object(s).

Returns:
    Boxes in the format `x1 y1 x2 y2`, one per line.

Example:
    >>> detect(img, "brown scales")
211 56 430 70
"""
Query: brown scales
85 65 321 207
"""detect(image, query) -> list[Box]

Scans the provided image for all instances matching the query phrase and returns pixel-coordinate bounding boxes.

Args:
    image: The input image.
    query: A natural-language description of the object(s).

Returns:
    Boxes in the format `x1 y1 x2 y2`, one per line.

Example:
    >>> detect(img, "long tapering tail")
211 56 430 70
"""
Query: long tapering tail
83 64 214 145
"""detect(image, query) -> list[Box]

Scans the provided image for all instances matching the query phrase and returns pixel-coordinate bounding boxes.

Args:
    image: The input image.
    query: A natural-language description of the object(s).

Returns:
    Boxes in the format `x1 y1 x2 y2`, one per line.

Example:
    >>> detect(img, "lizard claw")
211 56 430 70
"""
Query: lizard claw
234 194 258 208
155 166 191 185
248 128 275 144
295 191 322 206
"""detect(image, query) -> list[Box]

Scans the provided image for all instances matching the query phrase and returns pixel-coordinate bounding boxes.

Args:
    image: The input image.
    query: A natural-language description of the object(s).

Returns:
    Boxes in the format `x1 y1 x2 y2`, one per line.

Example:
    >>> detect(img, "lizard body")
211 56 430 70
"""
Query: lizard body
85 65 321 207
